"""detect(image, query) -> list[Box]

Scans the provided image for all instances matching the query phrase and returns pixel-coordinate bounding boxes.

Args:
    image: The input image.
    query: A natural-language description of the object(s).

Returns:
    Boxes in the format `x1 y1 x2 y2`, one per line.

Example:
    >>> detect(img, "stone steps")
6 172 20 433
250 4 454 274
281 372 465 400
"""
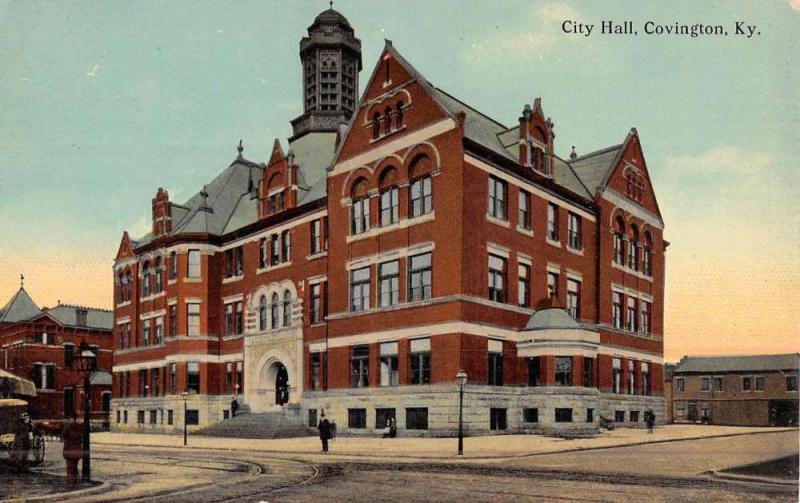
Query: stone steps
193 410 312 439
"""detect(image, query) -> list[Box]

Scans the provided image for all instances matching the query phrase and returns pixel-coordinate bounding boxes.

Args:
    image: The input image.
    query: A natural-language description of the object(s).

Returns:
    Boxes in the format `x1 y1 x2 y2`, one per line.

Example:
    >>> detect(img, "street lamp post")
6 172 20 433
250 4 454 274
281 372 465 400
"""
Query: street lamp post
181 391 189 446
77 341 97 482
456 369 467 456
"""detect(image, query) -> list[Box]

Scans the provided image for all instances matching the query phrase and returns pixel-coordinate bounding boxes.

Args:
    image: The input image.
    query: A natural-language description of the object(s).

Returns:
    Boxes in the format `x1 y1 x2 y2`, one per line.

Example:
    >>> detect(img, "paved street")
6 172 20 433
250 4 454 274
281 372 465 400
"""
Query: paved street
6 427 797 502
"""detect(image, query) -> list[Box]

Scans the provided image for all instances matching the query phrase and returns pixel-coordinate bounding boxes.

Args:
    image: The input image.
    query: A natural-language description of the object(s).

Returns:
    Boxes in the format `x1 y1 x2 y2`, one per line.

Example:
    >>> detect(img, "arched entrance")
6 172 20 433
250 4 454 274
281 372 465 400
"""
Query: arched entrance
275 362 289 406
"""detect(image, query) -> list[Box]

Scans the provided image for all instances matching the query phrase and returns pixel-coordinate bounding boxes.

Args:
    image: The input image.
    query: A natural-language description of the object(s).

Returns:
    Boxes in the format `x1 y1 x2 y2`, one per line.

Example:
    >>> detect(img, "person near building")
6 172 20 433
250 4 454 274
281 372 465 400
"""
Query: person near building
230 396 239 418
62 415 83 485
318 411 332 453
645 408 656 433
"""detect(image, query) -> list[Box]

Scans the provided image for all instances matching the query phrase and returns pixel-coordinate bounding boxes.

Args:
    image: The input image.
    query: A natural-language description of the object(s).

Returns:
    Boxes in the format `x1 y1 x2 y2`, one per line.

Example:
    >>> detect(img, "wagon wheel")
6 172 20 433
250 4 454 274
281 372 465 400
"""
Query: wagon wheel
28 428 45 466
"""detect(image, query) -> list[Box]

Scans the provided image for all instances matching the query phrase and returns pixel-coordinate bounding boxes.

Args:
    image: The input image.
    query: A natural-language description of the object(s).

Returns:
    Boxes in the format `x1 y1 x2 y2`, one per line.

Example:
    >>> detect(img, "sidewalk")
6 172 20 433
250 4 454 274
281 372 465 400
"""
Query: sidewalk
90 425 796 460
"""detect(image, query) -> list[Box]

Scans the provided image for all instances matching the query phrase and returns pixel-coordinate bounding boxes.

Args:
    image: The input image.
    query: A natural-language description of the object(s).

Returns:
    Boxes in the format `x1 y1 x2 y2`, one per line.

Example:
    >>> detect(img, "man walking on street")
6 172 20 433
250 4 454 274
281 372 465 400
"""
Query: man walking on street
318 411 331 454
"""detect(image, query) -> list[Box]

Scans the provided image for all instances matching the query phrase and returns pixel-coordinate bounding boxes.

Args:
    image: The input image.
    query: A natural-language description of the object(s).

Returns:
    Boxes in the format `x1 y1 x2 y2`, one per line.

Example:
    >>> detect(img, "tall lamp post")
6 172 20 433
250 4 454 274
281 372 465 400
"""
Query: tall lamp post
456 369 467 456
181 391 189 446
77 341 97 481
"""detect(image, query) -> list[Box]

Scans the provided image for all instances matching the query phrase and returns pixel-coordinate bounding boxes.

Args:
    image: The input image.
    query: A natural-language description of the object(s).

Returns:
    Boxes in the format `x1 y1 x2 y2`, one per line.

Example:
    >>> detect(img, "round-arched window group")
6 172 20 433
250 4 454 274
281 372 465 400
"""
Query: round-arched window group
372 101 404 140
258 289 294 331
612 215 653 276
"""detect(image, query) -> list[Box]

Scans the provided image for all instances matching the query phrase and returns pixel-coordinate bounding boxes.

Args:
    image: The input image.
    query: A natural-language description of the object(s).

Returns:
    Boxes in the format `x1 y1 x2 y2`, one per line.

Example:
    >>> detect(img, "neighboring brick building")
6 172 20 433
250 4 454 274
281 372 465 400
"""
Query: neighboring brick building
0 281 113 422
670 354 799 427
112 7 667 437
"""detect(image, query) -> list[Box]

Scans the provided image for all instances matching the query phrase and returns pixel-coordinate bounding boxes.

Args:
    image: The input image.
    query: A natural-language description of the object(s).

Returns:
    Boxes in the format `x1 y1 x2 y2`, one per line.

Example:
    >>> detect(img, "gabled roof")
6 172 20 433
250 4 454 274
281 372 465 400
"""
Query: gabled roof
0 288 41 323
674 354 800 374
568 144 624 194
43 305 113 331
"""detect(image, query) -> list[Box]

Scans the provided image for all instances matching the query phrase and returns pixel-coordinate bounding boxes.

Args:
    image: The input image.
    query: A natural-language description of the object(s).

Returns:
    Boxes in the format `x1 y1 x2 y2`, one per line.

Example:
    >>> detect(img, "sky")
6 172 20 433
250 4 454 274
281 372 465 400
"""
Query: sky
0 0 797 361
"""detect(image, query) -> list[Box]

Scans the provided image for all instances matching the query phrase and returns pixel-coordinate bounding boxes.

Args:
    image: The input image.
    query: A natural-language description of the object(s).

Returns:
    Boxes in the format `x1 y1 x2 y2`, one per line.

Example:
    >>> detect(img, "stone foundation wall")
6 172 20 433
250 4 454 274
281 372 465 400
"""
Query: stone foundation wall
110 395 234 434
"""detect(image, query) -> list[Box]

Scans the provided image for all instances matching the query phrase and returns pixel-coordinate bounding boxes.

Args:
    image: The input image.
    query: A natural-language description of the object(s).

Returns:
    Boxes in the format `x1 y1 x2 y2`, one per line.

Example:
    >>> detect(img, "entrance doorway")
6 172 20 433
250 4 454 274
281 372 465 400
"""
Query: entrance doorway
275 363 289 406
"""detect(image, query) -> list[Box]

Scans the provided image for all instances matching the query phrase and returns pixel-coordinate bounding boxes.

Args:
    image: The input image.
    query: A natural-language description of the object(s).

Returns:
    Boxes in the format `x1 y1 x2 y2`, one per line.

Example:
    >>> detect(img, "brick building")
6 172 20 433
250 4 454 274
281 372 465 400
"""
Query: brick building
669 354 799 426
111 7 667 437
0 280 113 422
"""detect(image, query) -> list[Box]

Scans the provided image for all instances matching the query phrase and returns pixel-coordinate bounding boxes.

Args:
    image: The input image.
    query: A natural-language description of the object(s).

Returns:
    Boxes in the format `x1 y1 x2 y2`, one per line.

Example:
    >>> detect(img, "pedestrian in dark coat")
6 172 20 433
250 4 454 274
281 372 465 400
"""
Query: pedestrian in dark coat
63 416 83 485
318 412 332 453
645 408 655 433
230 396 239 418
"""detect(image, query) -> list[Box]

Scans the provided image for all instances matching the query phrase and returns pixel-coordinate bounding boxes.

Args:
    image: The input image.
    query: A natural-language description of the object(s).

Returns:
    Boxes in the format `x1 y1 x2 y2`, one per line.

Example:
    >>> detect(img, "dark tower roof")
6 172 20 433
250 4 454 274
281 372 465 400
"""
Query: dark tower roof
310 8 353 31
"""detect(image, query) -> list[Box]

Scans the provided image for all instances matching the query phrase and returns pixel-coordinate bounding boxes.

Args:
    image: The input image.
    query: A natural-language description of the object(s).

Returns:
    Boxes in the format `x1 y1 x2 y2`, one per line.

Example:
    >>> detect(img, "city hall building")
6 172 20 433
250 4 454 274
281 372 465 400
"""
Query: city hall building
111 7 667 437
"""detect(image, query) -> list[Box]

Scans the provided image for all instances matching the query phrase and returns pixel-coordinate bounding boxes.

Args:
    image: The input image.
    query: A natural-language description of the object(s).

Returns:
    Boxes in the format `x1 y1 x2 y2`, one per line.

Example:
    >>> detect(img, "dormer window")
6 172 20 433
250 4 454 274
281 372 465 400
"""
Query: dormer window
268 191 285 214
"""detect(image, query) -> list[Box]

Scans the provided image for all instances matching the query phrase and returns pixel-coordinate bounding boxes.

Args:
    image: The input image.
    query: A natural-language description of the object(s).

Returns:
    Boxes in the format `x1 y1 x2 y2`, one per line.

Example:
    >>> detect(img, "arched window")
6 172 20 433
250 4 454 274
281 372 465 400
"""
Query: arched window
372 112 381 139
383 106 393 135
396 102 404 129
409 155 433 217
125 271 132 302
642 231 653 276
282 290 292 327
154 257 162 293
350 178 370 235
142 261 151 297
379 167 399 226
613 216 626 265
628 225 639 271
259 295 268 331
117 273 125 304
270 293 280 329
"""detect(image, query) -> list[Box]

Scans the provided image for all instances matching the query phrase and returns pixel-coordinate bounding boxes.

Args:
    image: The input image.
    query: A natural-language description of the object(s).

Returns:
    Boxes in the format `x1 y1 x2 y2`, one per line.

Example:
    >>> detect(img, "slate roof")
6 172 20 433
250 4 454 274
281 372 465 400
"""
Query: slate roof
0 288 41 323
523 306 584 331
44 305 113 331
569 144 624 193
674 354 800 374
134 132 336 247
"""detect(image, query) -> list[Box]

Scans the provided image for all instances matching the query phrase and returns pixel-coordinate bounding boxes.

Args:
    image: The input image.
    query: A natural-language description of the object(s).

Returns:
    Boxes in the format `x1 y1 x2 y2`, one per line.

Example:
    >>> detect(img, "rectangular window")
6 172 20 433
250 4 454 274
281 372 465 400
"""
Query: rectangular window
281 230 291 263
700 377 710 391
351 197 370 235
259 237 268 268
142 319 151 347
270 234 280 266
380 186 399 226
169 305 177 337
527 357 540 386
139 369 147 397
640 301 651 335
155 316 163 345
151 367 160 396
487 339 504 386
185 410 199 425
169 363 177 394
615 410 625 422
350 345 369 388
523 408 538 423
517 264 530 307
350 267 370 312
379 342 399 387
547 203 559 241
137 410 145 424
488 254 506 302
642 247 651 275
676 377 685 392
641 362 650 396
187 250 200 278
787 375 798 392
187 303 200 337
310 220 322 255
310 283 323 323
149 410 157 424
308 409 318 428
547 271 559 299
64 344 74 368
567 279 580 320
518 190 531 230
406 407 428 430
613 234 624 264
310 353 322 391
583 357 593 387
375 408 396 429
628 241 638 270
742 376 751 391
612 357 622 394
490 408 507 430
348 408 367 429
630 411 640 422
713 376 723 392
555 408 573 423
626 297 637 332
612 292 623 329
236 360 243 394
409 338 431 385
567 212 581 249
225 362 233 393
187 362 200 393
408 253 432 302
169 251 177 280
586 408 594 423
755 376 765 391
628 360 635 394
555 356 573 385
410 176 432 217
487 176 506 220
378 260 400 307
168 410 174 425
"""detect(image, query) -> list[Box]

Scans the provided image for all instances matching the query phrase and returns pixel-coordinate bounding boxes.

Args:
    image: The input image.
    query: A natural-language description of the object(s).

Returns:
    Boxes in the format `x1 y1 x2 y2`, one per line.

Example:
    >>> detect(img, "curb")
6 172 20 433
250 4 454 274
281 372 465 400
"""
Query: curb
710 470 798 486
90 427 797 462
2 477 109 503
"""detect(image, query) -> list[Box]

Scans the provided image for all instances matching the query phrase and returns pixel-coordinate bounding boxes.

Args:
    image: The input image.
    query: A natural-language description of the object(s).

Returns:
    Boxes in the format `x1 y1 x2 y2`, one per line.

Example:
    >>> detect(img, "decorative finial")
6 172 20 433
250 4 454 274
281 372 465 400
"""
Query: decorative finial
570 146 577 160
200 185 209 205
237 139 243 159
329 0 333 9
20 273 24 289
